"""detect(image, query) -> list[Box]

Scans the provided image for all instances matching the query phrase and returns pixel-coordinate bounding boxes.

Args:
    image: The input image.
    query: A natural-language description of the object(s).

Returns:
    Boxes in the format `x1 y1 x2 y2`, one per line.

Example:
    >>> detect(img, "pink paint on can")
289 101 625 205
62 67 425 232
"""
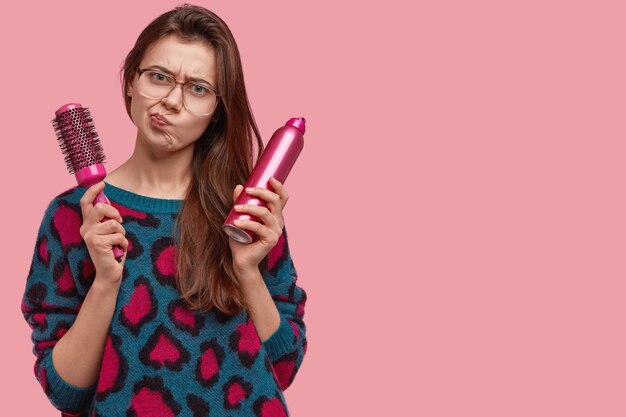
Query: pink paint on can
223 117 306 243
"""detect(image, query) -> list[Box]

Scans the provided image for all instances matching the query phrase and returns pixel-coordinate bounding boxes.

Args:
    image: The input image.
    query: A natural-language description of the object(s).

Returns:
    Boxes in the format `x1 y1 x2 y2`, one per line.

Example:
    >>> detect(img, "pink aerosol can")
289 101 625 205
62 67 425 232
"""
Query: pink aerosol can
223 117 306 243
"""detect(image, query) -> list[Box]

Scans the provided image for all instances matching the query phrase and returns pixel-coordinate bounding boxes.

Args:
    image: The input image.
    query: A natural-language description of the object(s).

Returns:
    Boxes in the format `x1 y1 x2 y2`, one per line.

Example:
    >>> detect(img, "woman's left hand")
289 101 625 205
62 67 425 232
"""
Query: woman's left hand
228 176 288 277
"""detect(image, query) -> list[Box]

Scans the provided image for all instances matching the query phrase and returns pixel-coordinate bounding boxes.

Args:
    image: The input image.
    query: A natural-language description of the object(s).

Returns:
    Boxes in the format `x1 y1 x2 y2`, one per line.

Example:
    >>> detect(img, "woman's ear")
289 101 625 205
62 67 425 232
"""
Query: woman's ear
126 73 137 97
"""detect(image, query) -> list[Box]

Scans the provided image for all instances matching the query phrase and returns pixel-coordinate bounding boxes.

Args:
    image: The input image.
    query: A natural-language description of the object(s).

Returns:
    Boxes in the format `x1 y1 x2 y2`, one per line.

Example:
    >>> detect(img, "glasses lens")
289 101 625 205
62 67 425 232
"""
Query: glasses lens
137 70 218 115
183 83 217 115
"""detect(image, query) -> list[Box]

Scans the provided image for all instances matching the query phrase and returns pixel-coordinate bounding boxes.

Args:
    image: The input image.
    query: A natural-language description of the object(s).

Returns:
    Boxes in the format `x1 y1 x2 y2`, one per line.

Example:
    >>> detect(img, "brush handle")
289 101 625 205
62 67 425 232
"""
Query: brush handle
92 190 125 262
77 165 125 262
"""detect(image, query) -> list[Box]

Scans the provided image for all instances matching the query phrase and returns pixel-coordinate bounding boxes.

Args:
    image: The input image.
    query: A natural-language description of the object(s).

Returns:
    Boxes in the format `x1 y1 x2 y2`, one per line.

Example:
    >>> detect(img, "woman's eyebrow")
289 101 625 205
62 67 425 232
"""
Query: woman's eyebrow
147 64 212 85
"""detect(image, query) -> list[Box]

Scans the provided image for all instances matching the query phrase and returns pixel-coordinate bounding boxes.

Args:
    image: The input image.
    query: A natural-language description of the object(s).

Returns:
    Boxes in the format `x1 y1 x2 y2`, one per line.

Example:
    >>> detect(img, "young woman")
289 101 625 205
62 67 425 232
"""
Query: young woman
21 5 307 416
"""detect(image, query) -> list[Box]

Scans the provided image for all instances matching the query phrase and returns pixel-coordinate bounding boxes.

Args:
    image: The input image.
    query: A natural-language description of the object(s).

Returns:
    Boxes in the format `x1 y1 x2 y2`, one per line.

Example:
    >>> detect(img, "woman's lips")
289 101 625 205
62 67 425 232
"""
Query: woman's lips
151 114 169 126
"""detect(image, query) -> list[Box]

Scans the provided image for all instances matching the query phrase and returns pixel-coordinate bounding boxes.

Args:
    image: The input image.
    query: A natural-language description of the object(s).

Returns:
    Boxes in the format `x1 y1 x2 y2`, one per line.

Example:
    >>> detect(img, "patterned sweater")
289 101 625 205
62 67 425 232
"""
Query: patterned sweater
21 183 307 417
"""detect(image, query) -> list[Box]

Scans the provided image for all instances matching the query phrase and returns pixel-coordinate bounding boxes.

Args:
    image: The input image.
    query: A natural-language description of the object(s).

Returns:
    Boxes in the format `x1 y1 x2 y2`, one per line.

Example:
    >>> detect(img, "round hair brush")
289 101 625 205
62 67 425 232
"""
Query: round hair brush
52 103 124 261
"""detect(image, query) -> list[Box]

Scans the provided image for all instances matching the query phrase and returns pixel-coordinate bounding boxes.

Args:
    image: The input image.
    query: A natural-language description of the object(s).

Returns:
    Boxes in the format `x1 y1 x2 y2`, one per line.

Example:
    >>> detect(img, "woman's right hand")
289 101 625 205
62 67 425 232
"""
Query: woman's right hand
79 181 128 285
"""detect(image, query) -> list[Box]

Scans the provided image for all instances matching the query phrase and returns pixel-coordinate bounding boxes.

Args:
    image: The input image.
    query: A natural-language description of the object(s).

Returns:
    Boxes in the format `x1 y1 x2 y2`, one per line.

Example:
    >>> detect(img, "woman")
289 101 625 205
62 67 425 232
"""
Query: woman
21 4 307 416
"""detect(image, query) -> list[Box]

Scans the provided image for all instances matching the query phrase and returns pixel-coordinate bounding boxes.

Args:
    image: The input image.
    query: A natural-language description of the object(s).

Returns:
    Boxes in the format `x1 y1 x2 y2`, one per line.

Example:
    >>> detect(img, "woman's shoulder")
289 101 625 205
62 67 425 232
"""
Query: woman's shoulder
49 185 87 205
31 185 87 255
40 185 86 220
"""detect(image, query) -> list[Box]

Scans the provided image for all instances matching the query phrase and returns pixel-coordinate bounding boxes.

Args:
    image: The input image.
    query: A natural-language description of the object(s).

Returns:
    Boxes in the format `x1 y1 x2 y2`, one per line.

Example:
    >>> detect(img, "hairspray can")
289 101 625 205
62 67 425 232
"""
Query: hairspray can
223 117 306 243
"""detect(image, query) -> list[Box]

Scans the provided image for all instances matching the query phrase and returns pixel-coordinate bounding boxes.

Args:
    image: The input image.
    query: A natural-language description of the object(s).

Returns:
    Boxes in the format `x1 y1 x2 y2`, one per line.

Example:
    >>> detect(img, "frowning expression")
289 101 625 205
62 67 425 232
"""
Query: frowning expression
126 34 218 153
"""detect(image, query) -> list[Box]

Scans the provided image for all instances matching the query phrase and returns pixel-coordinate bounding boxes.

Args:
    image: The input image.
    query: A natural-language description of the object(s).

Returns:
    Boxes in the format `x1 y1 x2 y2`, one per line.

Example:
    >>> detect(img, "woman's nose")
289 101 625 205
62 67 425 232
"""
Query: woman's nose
162 84 184 111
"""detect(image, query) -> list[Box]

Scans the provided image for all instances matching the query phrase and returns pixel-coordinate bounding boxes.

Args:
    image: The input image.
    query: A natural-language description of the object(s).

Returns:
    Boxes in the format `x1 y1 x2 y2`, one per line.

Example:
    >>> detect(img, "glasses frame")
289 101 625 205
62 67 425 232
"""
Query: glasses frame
135 67 221 116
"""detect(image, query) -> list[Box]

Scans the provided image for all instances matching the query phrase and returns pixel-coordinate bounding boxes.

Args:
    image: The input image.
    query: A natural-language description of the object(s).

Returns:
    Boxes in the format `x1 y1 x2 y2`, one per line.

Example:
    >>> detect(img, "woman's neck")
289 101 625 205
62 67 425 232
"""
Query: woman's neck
105 142 194 200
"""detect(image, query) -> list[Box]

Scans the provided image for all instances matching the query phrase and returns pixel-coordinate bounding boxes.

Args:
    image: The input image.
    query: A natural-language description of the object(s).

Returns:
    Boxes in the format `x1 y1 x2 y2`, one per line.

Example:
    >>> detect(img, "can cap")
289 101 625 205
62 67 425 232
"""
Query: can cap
286 117 306 134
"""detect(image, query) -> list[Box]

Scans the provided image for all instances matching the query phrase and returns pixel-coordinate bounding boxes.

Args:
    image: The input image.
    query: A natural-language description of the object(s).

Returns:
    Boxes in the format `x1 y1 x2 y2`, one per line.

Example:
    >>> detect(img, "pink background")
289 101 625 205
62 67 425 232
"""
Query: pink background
2 0 625 415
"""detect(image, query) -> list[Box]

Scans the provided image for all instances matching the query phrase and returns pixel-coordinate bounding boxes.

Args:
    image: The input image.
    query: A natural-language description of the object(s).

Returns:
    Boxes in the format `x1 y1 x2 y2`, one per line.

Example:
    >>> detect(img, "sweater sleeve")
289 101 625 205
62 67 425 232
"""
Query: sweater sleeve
21 198 96 414
261 225 308 390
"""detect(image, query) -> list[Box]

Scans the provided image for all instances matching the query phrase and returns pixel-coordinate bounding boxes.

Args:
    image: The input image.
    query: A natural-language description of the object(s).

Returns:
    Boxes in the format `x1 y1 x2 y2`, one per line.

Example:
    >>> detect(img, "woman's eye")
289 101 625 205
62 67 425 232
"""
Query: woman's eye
190 84 209 96
150 72 169 83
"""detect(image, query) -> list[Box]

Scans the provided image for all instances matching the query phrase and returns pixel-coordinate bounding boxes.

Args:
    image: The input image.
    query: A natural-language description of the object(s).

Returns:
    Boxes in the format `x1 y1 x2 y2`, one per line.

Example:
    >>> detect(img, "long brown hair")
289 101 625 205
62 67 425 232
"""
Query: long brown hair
120 4 267 315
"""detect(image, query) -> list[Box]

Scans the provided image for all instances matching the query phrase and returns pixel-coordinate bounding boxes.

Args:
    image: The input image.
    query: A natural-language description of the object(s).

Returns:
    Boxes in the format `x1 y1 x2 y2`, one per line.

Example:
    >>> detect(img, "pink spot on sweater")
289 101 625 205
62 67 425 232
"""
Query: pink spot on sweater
173 306 195 327
33 312 47 327
273 360 295 390
130 387 175 417
156 246 176 277
199 348 219 381
53 205 82 248
122 284 151 325
21 301 32 314
259 397 287 417
297 300 305 317
227 383 246 405
237 320 261 355
57 327 68 339
98 336 120 393
37 340 56 350
290 321 299 338
113 204 147 220
38 238 49 263
267 233 285 271
56 263 75 292
149 334 180 364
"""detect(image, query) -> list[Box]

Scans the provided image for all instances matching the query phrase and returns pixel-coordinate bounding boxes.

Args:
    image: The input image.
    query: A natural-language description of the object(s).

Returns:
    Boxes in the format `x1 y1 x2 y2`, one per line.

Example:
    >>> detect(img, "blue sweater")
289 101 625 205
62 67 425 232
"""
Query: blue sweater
21 183 307 417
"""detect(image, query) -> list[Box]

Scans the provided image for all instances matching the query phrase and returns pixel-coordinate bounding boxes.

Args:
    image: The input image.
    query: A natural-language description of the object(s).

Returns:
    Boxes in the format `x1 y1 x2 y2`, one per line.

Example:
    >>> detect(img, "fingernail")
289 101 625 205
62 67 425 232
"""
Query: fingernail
234 219 243 224
246 187 254 192
234 205 243 209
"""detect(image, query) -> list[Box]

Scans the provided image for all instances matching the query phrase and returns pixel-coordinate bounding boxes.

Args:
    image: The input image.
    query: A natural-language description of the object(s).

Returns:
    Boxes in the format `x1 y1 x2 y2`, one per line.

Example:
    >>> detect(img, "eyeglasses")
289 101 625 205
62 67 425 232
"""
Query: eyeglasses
135 68 220 116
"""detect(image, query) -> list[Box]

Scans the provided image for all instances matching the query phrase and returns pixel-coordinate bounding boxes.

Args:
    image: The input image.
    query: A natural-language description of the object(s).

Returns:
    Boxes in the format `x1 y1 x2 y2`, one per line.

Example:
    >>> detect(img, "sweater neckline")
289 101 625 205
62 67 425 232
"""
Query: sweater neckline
103 182 183 214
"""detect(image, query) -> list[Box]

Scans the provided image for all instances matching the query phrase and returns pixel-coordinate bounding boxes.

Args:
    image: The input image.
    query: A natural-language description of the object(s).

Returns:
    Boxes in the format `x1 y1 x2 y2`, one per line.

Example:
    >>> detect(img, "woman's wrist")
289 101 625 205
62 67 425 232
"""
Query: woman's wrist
234 265 264 286
92 275 123 293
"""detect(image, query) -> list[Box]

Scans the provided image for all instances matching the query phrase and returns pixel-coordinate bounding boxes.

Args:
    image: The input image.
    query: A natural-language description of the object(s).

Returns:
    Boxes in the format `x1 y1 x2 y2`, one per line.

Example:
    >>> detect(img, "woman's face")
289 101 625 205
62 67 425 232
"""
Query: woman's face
126 34 218 154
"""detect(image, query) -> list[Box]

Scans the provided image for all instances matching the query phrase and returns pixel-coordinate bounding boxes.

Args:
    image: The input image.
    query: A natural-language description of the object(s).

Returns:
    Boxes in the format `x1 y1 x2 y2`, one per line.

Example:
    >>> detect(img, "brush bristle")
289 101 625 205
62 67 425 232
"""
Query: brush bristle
52 106 106 174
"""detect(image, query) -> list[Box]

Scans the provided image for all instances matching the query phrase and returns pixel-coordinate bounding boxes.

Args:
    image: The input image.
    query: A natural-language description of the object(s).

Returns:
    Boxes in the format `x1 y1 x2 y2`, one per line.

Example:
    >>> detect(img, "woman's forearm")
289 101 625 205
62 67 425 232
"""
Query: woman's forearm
238 268 281 342
51 278 121 388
